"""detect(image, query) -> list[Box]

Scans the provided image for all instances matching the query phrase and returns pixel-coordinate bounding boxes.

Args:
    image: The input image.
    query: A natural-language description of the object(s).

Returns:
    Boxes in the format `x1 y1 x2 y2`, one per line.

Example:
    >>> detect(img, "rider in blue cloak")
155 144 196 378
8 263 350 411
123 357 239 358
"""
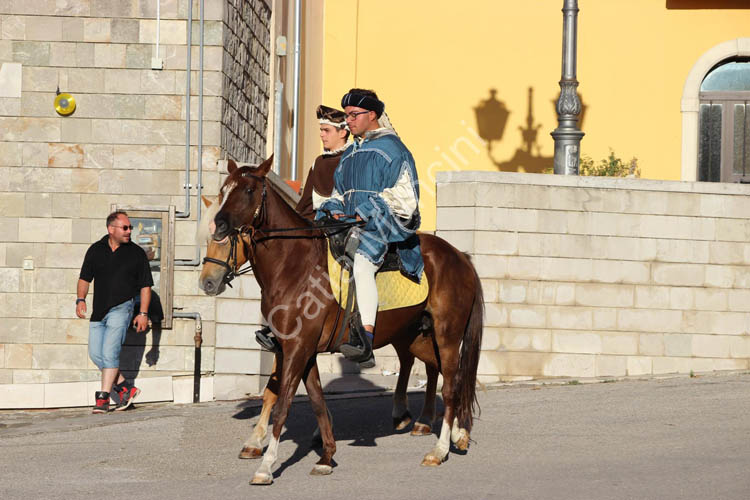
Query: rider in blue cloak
317 89 423 367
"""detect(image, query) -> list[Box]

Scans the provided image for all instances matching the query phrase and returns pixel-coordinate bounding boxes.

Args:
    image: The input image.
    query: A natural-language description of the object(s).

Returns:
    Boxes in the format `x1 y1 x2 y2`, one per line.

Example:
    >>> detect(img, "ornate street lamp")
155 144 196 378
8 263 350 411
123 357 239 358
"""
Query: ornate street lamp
551 0 585 175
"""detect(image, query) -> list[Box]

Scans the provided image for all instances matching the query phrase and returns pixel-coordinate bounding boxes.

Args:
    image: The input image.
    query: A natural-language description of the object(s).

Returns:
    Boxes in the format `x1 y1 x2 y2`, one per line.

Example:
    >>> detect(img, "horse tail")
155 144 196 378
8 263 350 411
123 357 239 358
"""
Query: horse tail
454 257 484 432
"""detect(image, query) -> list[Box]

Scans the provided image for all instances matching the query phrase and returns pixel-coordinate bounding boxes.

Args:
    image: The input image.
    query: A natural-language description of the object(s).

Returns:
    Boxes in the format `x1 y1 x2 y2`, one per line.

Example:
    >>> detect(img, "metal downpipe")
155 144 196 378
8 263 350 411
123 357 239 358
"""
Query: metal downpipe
273 81 283 174
289 0 301 181
177 0 192 218
173 312 203 403
176 0 205 267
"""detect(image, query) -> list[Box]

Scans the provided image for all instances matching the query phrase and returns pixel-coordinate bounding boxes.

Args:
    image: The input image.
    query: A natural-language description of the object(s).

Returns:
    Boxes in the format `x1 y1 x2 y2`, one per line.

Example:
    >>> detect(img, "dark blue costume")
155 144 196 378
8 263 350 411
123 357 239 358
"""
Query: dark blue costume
318 128 424 281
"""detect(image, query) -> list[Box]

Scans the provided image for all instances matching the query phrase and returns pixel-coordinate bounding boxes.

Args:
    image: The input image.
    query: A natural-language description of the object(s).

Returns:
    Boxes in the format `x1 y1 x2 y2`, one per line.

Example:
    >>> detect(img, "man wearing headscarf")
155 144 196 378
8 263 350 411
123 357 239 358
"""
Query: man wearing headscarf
256 105 350 353
295 105 350 219
317 88 423 367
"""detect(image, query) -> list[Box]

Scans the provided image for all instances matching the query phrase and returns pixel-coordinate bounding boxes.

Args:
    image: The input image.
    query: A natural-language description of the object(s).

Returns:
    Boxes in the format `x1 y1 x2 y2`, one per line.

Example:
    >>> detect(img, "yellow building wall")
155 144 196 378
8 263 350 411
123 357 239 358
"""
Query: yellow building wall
319 0 750 230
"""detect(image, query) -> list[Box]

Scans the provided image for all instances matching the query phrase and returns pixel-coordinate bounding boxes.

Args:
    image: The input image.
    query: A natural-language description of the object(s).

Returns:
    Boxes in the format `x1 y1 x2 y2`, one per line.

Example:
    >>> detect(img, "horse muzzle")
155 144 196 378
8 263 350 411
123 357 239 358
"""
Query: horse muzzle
199 276 225 296
214 218 230 240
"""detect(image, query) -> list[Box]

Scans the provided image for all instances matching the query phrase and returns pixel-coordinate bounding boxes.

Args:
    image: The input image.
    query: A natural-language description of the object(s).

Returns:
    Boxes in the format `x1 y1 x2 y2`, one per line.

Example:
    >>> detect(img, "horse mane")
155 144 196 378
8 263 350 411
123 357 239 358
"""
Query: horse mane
196 165 314 245
196 195 220 243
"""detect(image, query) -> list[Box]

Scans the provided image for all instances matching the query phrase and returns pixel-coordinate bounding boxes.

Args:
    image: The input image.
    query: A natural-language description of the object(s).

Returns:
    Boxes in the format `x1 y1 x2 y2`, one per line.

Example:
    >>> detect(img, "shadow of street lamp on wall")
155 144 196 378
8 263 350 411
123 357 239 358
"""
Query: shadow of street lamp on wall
473 88 510 153
474 87 554 174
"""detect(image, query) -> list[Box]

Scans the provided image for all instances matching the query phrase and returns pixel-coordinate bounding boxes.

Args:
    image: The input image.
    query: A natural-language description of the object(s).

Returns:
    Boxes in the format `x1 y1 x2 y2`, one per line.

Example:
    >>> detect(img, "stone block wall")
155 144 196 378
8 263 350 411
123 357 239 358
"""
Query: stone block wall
0 0 271 408
436 171 750 383
221 0 270 164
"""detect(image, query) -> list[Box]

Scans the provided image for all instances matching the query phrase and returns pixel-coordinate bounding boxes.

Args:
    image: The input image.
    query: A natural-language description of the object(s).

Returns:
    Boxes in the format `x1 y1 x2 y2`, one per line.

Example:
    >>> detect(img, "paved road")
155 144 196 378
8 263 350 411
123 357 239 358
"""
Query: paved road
1 373 749 500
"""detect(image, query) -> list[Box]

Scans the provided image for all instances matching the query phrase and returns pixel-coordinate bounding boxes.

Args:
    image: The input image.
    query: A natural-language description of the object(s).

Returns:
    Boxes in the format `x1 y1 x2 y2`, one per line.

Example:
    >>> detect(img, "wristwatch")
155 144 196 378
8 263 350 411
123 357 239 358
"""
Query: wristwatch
137 312 148 317
76 298 85 304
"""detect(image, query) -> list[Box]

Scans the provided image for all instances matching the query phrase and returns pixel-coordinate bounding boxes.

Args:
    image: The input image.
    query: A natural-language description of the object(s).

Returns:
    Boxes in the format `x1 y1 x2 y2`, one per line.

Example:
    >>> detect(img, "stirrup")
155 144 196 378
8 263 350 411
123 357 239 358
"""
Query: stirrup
255 326 280 353
339 328 373 364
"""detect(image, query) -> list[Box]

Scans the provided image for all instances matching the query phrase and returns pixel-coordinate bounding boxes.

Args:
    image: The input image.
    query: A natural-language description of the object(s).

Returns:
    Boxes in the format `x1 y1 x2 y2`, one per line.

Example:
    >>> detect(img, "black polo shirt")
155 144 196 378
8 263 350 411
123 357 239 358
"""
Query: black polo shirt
79 235 154 321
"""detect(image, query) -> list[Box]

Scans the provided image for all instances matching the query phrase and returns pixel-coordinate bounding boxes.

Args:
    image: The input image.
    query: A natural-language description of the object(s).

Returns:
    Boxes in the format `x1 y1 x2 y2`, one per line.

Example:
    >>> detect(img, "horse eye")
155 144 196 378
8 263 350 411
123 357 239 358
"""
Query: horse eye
246 187 254 195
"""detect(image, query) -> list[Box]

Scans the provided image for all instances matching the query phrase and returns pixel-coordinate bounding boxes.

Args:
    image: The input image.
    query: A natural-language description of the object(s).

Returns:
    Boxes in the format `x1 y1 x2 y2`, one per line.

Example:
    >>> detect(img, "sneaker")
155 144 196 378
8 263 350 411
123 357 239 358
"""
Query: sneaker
358 352 376 369
339 327 374 365
92 391 110 413
115 385 140 411
255 325 280 353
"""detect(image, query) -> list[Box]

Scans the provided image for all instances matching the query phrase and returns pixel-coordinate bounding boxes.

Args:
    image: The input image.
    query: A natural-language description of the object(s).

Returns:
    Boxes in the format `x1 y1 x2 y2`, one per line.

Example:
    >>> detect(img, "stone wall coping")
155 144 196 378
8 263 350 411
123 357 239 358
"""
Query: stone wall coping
436 171 750 197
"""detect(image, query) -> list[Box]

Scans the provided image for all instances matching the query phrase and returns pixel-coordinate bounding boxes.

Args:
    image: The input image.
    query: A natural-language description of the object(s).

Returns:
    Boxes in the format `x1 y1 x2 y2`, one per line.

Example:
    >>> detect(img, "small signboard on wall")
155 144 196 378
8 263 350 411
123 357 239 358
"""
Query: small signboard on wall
111 204 176 329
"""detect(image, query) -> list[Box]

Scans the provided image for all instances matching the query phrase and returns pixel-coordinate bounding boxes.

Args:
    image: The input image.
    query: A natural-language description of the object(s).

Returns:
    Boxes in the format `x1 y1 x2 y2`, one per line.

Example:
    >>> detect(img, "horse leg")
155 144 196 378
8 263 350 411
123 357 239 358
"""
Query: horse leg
451 416 470 451
421 369 456 466
303 359 336 476
392 346 414 430
239 353 281 459
310 407 332 447
421 322 461 466
411 363 438 436
251 350 309 485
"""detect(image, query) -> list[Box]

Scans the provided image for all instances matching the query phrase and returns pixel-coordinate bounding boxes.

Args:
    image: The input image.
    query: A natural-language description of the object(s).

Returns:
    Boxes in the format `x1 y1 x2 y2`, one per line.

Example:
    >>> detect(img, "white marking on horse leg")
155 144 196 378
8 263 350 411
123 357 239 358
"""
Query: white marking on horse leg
450 417 470 450
421 418 451 466
251 435 279 484
435 419 452 457
243 417 268 451
451 418 460 443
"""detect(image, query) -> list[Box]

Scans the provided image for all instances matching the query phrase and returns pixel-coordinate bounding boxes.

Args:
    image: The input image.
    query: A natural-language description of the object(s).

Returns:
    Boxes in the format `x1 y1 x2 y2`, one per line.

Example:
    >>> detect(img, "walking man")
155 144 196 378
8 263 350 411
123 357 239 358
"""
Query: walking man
76 211 153 413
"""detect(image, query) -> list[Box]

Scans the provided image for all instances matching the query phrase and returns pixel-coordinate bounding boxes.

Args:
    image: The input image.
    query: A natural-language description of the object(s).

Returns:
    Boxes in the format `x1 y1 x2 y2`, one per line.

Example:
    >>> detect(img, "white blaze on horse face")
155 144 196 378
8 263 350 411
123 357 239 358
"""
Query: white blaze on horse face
219 181 237 212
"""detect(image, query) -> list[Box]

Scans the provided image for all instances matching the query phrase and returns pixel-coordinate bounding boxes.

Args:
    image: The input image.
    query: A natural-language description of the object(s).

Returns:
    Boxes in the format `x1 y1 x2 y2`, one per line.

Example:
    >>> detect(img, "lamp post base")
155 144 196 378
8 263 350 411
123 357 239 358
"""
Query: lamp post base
551 128 585 175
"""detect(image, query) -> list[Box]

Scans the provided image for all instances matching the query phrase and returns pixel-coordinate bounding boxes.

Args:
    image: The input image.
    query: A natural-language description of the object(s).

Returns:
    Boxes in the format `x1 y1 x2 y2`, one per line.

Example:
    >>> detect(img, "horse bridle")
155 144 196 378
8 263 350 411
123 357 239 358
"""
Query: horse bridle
202 171 365 288
201 172 267 287
202 232 251 288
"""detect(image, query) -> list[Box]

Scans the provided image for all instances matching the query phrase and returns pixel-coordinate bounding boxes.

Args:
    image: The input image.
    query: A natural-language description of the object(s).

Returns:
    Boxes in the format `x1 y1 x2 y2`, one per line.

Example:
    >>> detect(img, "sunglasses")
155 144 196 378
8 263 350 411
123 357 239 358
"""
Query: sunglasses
113 225 134 231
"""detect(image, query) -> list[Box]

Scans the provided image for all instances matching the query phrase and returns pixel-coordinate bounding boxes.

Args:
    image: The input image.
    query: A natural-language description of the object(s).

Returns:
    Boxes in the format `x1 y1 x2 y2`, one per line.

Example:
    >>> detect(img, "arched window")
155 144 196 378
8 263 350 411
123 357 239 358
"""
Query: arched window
698 59 750 182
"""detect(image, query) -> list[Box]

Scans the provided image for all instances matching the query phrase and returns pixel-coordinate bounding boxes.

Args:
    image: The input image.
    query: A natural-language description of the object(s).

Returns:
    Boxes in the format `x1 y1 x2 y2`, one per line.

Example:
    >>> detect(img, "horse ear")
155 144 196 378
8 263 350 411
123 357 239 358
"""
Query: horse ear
257 155 273 176
201 195 213 208
227 158 238 174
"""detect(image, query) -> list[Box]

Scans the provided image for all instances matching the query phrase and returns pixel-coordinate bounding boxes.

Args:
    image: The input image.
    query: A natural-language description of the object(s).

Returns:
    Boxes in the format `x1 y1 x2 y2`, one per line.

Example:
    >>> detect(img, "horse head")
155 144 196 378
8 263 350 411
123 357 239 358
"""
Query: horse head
197 156 272 295
212 156 273 241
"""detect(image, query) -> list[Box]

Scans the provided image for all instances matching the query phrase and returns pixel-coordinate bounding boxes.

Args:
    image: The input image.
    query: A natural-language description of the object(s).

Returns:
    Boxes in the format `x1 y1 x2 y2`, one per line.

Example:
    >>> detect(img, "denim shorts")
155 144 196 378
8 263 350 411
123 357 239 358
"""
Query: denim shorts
88 299 134 370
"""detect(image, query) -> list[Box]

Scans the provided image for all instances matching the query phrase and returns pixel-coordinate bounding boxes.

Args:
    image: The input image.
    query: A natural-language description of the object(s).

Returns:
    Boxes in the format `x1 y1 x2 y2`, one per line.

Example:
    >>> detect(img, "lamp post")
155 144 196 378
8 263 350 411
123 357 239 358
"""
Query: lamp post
551 0 584 175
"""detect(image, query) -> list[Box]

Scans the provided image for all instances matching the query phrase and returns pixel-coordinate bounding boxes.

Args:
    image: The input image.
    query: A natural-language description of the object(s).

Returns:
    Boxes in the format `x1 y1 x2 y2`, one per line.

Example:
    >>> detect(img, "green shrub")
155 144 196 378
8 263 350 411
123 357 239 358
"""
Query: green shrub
580 149 640 177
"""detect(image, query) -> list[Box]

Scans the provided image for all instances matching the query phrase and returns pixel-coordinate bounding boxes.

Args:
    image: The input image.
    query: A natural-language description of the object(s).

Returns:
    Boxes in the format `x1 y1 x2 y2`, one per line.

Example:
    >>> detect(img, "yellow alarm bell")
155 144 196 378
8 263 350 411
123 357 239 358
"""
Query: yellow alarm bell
54 93 76 116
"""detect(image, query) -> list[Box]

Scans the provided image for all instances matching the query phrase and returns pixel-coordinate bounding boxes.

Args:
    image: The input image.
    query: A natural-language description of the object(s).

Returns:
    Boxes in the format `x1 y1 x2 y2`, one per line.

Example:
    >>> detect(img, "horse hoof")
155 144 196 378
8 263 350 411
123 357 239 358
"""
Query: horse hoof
421 454 443 467
310 464 333 476
239 447 263 459
455 433 470 451
250 473 273 485
393 415 412 431
411 423 432 436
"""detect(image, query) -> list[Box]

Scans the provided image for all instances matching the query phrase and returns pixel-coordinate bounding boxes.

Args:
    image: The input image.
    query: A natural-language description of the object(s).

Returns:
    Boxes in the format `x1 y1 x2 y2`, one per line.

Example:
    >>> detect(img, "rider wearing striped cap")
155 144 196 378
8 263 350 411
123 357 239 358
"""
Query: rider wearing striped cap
295 105 350 219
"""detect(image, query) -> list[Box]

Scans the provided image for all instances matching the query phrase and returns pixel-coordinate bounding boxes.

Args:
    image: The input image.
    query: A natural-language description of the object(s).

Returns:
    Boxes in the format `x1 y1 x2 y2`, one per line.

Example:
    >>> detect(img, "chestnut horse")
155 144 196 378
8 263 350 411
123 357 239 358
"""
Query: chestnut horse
198 203 441 461
199 157 483 485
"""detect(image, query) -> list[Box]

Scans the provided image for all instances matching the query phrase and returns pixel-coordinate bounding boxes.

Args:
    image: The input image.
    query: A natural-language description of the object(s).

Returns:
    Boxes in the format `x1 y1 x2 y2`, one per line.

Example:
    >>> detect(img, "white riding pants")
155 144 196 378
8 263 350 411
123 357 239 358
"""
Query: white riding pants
353 253 379 327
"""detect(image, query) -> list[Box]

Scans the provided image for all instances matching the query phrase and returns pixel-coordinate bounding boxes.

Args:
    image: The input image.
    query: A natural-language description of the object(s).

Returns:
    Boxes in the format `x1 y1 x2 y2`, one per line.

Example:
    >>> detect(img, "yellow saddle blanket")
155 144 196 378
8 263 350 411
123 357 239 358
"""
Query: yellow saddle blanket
327 245 429 311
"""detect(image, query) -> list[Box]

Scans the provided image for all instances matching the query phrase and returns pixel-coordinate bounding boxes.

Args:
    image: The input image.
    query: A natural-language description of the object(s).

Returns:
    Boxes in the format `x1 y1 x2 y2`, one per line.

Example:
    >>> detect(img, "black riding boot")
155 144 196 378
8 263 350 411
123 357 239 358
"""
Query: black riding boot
339 326 375 368
255 325 280 353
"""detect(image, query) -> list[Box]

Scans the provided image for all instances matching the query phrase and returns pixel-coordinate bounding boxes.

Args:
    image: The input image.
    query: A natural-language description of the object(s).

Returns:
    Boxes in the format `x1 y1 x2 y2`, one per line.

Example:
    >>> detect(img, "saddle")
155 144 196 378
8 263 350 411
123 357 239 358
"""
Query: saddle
320 215 418 280
317 215 428 356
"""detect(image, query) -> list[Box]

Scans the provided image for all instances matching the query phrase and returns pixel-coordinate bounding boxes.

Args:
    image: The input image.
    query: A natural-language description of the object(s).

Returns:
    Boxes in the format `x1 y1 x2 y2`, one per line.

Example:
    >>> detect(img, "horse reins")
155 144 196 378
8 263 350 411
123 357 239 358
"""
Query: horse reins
202 173 363 287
